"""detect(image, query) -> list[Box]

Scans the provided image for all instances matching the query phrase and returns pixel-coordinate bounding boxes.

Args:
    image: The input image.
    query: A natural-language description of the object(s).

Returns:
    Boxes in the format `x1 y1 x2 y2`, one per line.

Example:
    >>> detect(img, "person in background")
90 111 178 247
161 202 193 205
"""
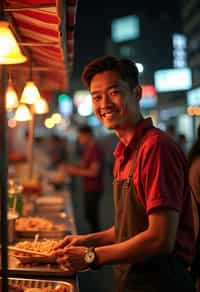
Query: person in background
48 135 68 169
63 125 105 233
52 56 195 291
188 124 200 292
177 133 187 154
166 124 177 141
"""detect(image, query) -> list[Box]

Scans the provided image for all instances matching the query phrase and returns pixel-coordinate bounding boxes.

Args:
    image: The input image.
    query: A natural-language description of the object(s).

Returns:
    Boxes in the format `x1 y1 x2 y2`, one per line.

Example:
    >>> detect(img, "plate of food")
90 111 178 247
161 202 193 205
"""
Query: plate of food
15 217 67 239
10 239 60 264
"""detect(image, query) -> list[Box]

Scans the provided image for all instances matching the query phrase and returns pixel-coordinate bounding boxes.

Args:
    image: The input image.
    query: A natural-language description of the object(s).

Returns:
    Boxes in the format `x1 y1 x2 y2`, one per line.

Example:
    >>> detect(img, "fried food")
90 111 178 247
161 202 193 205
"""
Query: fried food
14 239 60 254
8 286 68 292
15 217 65 232
16 217 54 231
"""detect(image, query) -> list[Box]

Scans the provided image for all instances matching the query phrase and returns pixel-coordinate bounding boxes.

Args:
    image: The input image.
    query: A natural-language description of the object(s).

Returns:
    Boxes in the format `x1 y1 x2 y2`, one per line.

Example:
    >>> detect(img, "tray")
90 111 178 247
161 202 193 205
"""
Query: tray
16 228 71 239
8 256 75 278
7 277 74 291
13 254 56 264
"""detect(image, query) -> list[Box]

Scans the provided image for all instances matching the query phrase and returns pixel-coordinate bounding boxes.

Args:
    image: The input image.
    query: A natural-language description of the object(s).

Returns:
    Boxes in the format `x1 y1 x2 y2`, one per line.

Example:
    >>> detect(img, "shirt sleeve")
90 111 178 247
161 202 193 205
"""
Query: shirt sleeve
189 157 200 204
140 136 186 213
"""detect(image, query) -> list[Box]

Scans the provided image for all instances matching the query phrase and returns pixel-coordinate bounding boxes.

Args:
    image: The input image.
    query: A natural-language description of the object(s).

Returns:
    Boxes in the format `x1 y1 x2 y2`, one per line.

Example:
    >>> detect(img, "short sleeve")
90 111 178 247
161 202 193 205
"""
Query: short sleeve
141 136 186 213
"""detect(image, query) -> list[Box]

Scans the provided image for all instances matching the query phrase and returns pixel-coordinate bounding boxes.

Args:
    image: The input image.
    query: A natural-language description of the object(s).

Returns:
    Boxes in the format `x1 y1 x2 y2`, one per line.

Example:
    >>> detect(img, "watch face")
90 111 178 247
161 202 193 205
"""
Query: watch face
84 250 95 264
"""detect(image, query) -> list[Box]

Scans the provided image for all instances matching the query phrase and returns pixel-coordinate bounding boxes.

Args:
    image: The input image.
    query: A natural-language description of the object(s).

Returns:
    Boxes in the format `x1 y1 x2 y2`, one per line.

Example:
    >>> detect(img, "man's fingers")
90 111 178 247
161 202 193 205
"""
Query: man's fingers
56 255 69 265
53 237 71 250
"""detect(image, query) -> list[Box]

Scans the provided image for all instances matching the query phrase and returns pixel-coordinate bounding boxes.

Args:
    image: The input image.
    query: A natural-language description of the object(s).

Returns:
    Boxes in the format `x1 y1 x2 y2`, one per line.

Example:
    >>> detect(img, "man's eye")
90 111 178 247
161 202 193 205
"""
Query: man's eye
109 90 120 96
92 95 100 101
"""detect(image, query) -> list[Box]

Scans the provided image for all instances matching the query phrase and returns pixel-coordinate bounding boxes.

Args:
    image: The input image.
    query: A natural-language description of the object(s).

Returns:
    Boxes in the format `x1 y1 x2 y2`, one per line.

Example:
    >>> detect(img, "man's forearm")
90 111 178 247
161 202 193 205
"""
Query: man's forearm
82 226 115 247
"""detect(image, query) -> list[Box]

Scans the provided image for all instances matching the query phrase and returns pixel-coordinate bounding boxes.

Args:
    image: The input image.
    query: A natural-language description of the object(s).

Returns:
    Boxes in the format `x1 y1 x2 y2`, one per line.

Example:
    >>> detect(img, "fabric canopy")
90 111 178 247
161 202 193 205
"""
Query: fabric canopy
4 0 78 92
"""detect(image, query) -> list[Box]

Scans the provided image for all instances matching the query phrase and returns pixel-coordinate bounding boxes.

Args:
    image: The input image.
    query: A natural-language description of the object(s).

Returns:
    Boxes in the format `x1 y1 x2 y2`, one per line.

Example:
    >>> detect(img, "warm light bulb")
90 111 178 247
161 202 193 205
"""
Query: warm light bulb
20 81 41 104
34 97 49 114
6 84 19 111
14 104 32 121
44 118 55 128
52 113 62 124
0 21 27 64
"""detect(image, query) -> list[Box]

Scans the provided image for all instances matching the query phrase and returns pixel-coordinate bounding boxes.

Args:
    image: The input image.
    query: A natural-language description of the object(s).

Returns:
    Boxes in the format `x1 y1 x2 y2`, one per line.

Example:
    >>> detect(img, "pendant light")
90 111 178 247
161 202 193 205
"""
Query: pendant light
5 75 19 111
20 81 41 104
20 57 41 105
34 97 49 114
14 104 32 121
0 20 27 64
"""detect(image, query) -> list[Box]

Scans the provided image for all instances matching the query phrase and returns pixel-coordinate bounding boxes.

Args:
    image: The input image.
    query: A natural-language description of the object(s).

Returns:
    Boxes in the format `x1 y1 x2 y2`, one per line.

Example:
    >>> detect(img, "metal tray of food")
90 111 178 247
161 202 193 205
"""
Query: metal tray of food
7 277 74 291
16 228 71 239
8 261 75 278
15 216 72 239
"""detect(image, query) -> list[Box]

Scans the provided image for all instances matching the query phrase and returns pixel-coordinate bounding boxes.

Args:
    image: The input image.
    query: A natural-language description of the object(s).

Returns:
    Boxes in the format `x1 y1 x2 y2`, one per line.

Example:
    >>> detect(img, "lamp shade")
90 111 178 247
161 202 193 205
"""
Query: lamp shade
6 83 19 111
34 97 49 114
20 81 41 104
14 104 32 121
0 21 27 64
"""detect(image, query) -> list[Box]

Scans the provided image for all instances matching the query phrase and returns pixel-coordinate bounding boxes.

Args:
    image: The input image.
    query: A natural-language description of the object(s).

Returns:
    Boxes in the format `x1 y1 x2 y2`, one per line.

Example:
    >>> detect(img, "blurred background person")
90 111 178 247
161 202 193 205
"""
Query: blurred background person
63 125 105 232
166 124 177 141
177 133 187 154
188 124 200 291
48 134 68 169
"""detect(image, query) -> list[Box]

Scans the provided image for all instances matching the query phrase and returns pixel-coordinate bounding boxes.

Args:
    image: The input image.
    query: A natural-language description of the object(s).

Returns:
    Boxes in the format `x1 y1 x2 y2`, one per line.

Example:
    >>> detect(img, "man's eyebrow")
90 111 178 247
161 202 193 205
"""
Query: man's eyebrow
91 84 120 95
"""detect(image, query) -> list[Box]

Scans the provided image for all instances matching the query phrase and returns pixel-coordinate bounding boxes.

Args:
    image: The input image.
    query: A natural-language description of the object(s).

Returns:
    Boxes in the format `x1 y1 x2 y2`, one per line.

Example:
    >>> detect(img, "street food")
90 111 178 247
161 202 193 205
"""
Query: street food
16 217 65 232
16 217 53 231
14 240 59 254
8 285 68 292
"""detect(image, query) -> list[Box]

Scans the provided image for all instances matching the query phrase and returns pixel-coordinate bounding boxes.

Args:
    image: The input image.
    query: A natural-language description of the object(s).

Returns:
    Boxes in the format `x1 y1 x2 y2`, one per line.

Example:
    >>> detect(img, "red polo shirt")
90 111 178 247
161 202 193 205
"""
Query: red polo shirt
113 118 195 264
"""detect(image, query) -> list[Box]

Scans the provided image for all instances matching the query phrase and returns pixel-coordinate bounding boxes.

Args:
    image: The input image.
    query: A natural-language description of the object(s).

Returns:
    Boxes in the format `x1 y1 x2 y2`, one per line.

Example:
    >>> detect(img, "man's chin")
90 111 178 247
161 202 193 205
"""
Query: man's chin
103 122 118 130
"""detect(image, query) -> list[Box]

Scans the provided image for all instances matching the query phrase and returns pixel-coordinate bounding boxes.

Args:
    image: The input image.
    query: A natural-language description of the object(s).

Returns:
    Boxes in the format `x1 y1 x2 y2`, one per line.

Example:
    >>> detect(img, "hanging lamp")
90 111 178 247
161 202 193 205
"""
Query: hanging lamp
0 20 27 64
14 104 32 121
20 81 41 104
34 97 49 114
5 75 19 110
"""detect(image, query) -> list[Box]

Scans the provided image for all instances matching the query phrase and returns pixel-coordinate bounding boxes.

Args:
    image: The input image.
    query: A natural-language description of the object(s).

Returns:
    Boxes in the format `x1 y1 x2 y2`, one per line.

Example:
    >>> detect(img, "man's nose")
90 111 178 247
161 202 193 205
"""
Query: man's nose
101 93 111 106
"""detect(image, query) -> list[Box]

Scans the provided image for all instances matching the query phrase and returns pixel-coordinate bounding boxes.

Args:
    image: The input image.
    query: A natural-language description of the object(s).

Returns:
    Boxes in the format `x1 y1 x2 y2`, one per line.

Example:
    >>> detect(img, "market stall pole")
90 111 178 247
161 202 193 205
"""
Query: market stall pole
0 5 27 291
0 64 9 292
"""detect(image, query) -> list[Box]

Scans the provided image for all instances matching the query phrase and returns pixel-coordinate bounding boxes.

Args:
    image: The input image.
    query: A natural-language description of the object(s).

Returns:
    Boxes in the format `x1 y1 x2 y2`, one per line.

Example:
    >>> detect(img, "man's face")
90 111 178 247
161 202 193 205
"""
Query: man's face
90 70 140 130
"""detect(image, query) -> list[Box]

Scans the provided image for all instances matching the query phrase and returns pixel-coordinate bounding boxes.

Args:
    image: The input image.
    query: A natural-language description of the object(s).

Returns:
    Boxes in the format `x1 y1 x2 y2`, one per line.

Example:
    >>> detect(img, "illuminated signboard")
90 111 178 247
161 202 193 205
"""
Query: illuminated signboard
57 93 73 117
154 68 192 92
111 15 140 43
172 33 187 68
74 90 93 117
140 85 157 108
187 87 200 106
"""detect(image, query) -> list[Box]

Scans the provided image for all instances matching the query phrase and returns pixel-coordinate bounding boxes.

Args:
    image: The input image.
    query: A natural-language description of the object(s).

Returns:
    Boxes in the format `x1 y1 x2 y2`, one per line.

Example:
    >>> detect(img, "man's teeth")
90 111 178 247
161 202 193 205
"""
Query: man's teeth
102 111 114 117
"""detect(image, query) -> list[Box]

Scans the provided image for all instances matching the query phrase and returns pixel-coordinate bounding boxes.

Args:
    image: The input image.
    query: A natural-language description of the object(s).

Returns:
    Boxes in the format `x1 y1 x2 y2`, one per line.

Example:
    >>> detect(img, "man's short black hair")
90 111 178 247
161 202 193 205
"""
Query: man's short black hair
81 56 139 90
78 125 93 136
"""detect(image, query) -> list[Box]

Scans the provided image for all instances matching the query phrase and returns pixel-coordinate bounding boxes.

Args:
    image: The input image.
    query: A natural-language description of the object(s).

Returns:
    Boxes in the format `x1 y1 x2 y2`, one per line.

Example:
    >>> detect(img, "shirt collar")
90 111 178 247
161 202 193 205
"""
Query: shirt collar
114 118 153 158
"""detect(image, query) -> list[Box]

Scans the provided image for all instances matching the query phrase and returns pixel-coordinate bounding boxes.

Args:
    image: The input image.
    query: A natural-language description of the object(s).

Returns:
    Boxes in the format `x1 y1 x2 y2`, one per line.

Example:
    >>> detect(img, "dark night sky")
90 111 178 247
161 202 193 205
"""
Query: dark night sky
72 0 181 78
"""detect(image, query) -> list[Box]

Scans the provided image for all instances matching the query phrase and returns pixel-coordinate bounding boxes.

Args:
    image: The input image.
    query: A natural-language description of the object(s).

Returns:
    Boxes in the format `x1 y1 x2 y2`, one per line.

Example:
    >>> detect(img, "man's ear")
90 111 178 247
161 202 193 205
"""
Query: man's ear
133 85 142 101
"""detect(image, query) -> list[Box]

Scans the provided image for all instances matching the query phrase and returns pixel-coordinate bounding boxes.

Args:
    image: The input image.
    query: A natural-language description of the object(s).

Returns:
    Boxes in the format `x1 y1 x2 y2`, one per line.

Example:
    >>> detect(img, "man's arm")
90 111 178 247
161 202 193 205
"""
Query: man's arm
65 161 100 178
96 208 179 265
81 226 115 247
54 226 115 250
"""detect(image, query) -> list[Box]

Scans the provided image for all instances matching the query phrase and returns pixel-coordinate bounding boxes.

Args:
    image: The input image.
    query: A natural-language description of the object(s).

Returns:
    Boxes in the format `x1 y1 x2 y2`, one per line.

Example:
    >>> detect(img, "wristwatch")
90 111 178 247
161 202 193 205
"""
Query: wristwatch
83 247 100 270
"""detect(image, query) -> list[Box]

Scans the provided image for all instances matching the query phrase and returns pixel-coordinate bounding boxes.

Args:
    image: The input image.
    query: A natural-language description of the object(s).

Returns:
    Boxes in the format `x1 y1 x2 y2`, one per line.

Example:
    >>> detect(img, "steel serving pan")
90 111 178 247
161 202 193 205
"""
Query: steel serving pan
7 277 74 291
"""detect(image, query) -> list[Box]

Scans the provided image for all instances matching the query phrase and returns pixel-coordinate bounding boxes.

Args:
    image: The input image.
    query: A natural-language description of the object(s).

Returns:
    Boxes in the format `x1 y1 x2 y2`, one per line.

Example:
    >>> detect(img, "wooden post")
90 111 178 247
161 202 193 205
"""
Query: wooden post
0 64 8 291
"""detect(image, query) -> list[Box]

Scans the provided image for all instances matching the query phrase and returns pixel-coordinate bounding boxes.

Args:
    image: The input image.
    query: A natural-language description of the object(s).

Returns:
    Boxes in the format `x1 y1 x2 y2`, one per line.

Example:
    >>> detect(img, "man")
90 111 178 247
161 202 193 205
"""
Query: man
52 56 195 291
64 125 104 232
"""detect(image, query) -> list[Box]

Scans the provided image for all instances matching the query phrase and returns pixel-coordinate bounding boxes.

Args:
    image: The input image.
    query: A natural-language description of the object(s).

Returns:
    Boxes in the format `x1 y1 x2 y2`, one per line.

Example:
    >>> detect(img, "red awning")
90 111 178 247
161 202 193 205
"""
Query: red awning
4 0 78 92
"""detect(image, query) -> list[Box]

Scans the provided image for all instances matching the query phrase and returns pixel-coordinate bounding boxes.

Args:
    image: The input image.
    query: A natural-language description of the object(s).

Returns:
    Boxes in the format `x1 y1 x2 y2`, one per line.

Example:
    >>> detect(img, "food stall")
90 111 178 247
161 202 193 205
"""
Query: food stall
0 0 78 291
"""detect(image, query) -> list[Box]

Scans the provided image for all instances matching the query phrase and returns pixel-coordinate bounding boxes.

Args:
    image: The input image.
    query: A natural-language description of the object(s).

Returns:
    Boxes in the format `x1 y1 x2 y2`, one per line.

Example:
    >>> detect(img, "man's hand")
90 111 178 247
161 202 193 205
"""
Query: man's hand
52 246 89 272
54 234 88 250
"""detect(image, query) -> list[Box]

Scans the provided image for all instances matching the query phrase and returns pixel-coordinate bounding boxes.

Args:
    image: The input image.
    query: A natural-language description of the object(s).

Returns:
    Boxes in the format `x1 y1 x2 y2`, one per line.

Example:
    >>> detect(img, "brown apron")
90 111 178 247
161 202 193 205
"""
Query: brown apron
113 132 195 292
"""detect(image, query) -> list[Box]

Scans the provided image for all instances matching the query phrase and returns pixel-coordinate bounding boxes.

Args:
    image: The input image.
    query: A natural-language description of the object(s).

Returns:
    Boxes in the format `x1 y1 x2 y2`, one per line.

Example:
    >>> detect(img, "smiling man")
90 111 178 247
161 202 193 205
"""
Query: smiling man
53 56 195 292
